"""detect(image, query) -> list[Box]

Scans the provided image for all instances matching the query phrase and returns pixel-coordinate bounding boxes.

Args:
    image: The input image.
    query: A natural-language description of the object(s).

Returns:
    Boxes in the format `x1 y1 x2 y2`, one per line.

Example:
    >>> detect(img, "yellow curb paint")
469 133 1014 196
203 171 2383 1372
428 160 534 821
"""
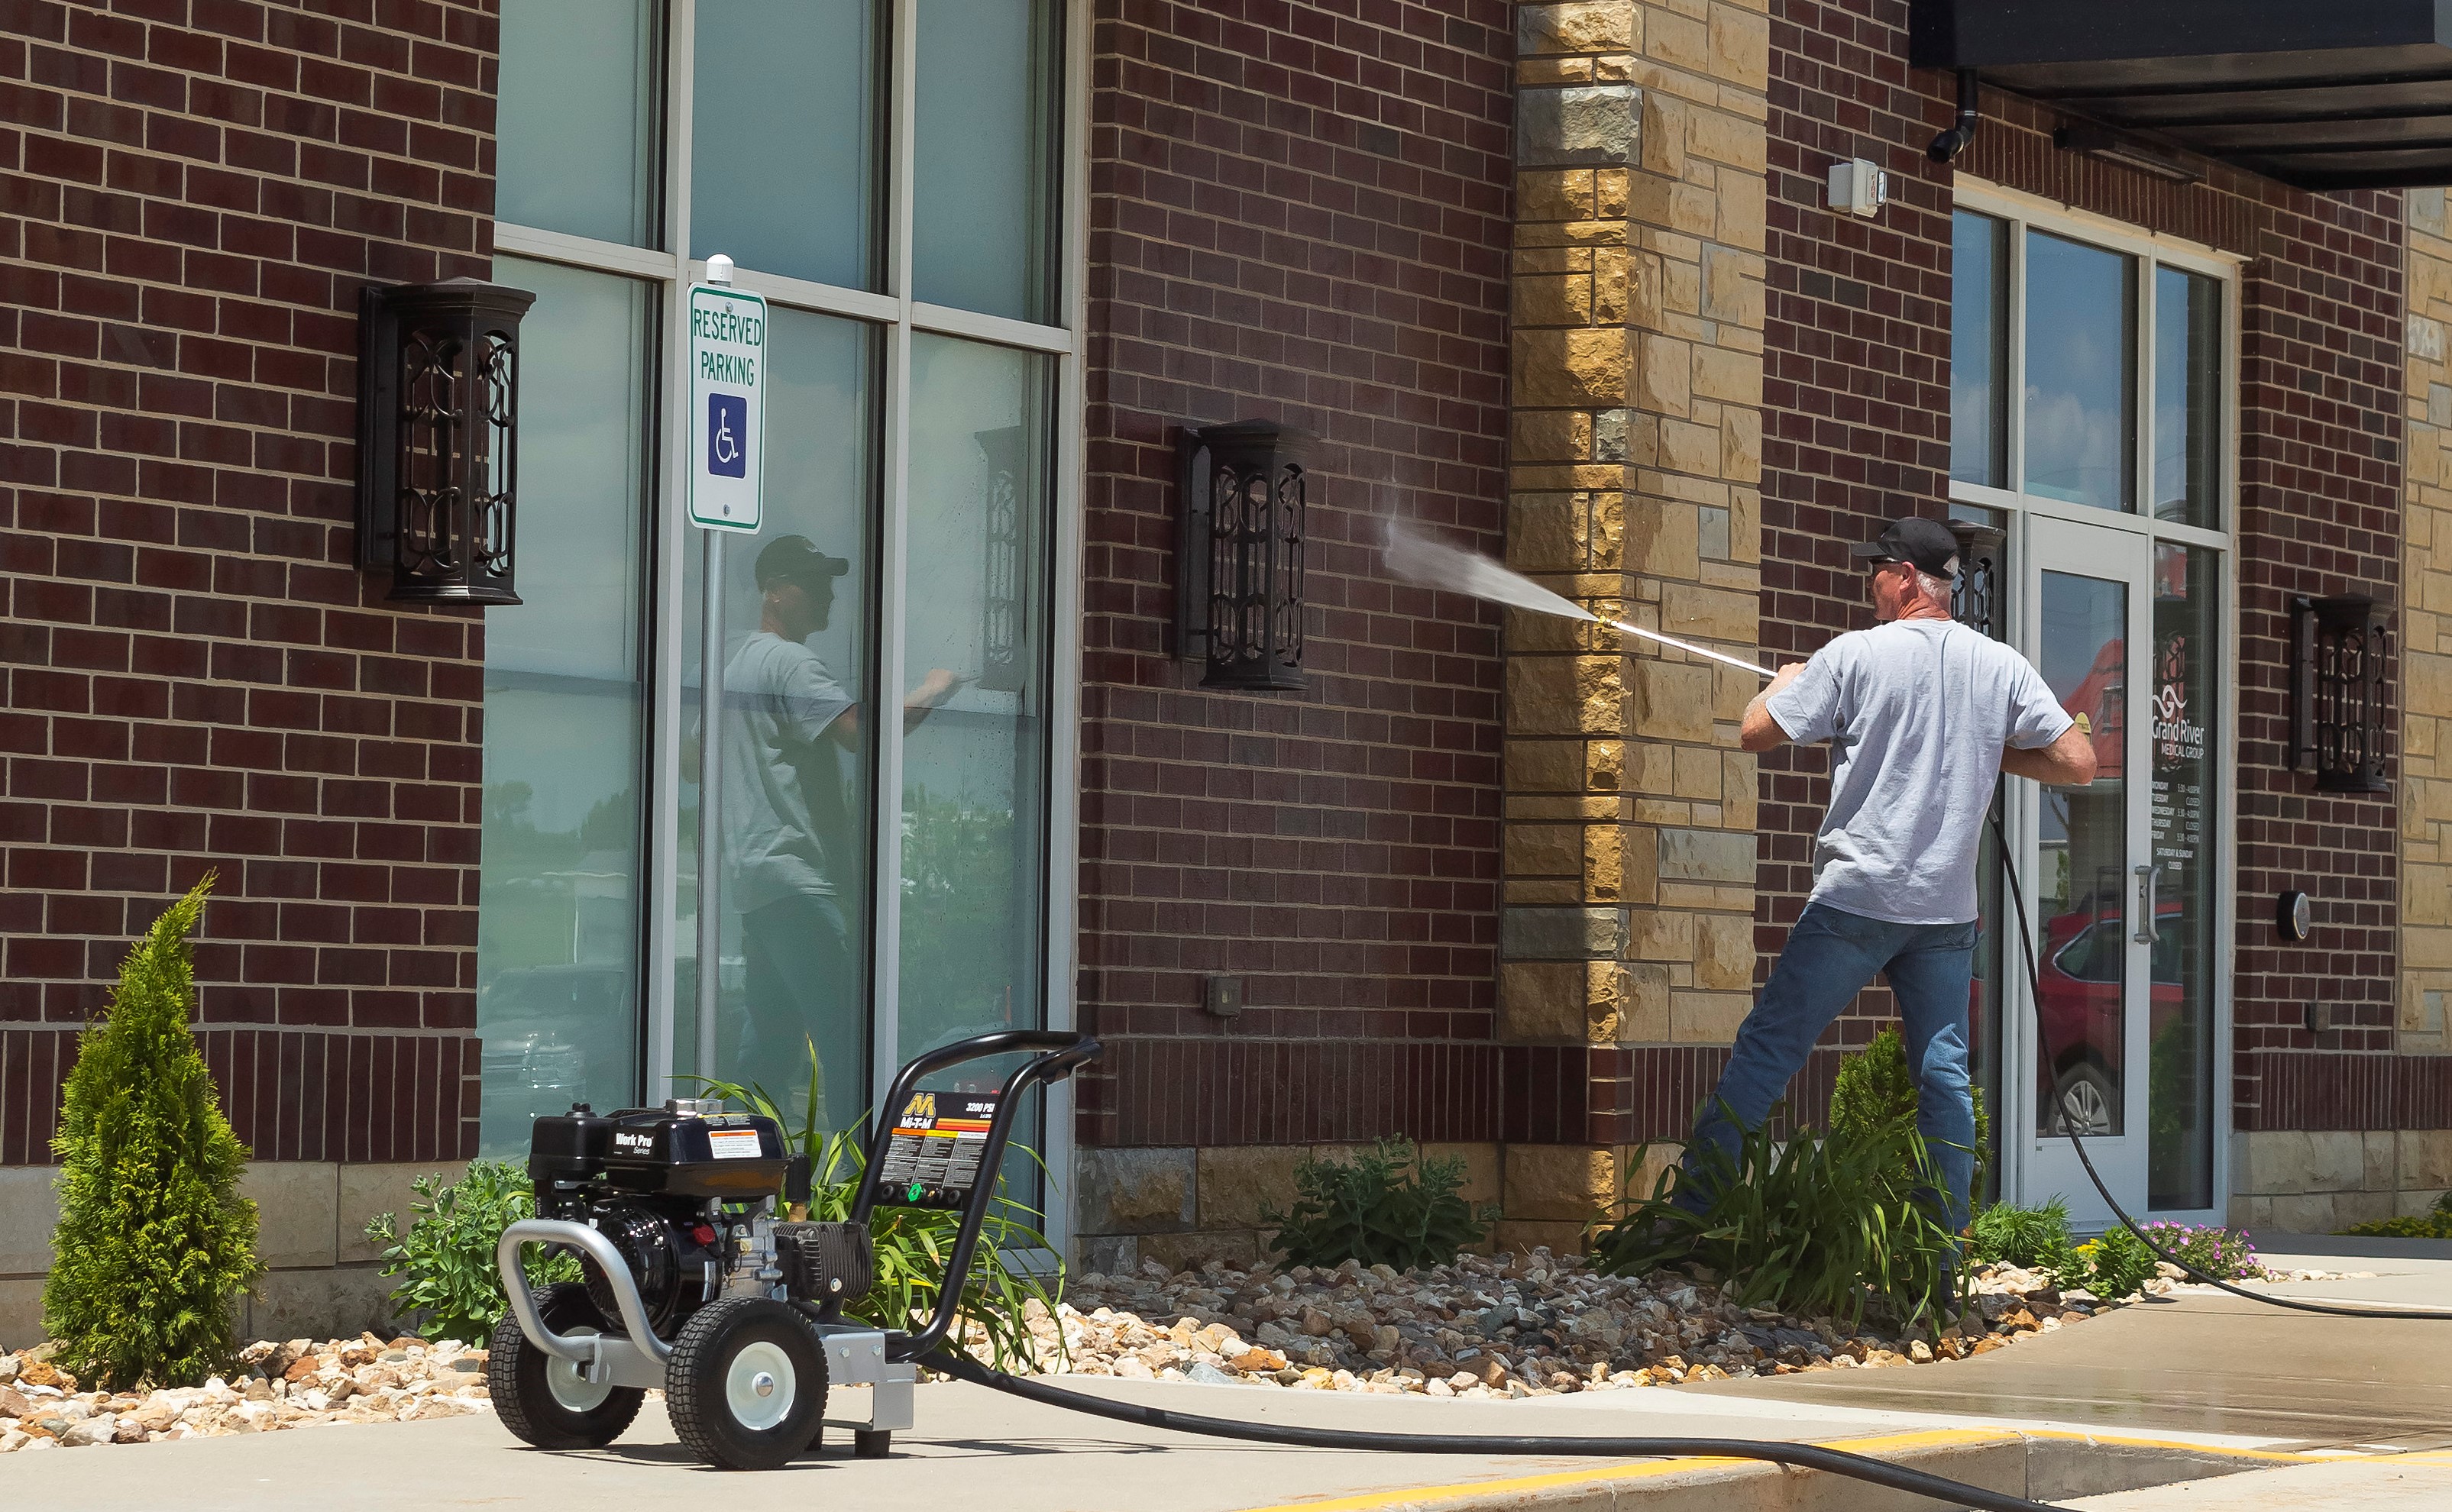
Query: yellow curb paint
1233 1427 2326 1512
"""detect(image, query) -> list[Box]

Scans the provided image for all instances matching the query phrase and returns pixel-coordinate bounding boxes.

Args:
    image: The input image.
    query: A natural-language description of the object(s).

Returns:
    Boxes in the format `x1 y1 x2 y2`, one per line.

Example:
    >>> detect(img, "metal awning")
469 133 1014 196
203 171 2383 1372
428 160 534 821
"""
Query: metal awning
1911 1 2452 189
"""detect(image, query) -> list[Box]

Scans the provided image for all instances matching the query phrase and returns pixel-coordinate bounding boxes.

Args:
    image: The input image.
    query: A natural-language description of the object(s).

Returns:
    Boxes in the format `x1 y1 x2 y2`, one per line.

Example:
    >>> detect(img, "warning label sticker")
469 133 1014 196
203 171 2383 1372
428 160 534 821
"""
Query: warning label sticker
707 1127 765 1161
875 1090 998 1207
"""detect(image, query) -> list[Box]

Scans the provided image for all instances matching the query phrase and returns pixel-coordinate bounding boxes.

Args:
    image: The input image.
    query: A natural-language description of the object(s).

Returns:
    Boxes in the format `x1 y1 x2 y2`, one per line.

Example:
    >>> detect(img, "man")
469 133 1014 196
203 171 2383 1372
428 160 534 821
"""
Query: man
720 535 961 1114
1677 515 2097 1233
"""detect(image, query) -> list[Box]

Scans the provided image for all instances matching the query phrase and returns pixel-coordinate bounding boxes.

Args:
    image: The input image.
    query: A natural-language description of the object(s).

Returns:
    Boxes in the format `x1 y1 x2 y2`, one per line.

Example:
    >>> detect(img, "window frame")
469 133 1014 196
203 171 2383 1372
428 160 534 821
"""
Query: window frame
489 0 1089 1252
1949 179 2239 1226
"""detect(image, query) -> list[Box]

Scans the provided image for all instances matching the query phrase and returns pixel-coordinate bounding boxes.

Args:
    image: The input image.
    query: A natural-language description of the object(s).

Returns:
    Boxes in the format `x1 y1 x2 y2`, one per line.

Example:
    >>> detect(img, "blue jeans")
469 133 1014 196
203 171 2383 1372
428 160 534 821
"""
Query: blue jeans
1678 902 1980 1234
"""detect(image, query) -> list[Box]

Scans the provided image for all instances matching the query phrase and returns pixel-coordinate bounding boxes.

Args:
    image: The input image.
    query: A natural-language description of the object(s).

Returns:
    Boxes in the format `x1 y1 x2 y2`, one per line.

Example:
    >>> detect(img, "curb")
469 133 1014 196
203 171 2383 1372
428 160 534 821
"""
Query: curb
1232 1428 2312 1512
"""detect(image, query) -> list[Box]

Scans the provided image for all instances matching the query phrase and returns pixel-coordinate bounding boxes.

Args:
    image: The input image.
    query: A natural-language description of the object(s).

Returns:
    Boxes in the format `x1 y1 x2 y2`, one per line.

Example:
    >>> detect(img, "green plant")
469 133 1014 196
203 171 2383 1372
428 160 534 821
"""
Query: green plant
1965 1197 2080 1275
43 877 262 1390
1261 1138 1494 1273
2340 1191 2452 1239
2072 1223 2162 1300
2134 1222 2260 1281
1828 1026 1993 1204
1587 1105 1962 1330
365 1159 581 1342
694 1042 1066 1373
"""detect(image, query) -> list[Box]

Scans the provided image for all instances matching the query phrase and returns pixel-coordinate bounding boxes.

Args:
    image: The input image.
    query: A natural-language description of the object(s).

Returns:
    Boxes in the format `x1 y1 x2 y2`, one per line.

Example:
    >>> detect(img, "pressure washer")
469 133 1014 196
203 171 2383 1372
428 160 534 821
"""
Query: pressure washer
487 527 2444 1509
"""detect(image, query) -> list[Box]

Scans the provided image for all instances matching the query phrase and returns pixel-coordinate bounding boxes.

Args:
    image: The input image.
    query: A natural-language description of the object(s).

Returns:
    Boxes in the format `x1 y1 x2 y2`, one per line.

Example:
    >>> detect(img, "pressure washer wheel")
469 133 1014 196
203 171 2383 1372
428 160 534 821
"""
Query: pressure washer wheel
489 1281 648 1450
665 1297 830 1471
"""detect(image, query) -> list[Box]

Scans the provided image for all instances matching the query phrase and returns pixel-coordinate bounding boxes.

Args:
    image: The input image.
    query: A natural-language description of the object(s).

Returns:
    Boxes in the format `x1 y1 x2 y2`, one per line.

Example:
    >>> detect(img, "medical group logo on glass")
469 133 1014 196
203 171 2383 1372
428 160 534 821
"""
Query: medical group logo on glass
687 283 767 531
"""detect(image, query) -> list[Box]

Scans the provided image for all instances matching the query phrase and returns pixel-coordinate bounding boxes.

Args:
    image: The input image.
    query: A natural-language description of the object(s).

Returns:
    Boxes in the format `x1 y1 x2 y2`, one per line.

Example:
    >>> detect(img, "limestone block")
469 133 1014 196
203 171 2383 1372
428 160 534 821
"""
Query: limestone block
1074 1147 1196 1235
1503 960 1591 1041
1076 1233 1137 1278
1506 657 1585 737
2263 1191 2339 1235
1658 827 1755 887
1519 2 1638 60
2332 1190 2394 1229
1715 169 1768 252
1621 961 1674 1040
2234 1129 2311 1194
1506 822 1586 878
1721 403 1762 482
242 1161 341 1271
1513 409 1590 464
1585 822 1625 901
1503 1145 1618 1223
1661 581 1756 641
1658 417 1717 476
1504 906 1628 961
1141 1230 1262 1274
0 1167 60 1277
1506 738 1586 795
1626 907 1696 963
1515 328 1631 408
2364 1131 2395 1193
1690 344 1761 406
1645 8 1710 74
1630 658 1714 741
1494 1220 1589 1258
0 1277 40 1352
1695 911 1756 990
1619 822 1658 904
1587 738 1626 793
1639 91 1689 179
1518 85 1641 169
1517 167 1598 223
1627 1143 1681 1204
1514 272 1593 327
1419 1142 1504 1208
2399 1128 2452 1190
1196 1145 1306 1232
238 1265 397 1345
1635 331 1693 417
1671 990 1750 1045
1700 244 1761 326
1707 3 1771 92
1684 104 1765 173
1626 494 1700 578
338 1161 464 1266
2399 1187 2450 1218
2305 1130 2367 1193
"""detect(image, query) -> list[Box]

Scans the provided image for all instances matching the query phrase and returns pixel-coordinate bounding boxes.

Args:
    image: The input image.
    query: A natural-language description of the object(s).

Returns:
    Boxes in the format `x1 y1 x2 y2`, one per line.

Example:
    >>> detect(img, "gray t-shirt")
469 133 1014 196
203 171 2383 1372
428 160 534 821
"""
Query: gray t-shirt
722 633 854 914
1767 618 2072 926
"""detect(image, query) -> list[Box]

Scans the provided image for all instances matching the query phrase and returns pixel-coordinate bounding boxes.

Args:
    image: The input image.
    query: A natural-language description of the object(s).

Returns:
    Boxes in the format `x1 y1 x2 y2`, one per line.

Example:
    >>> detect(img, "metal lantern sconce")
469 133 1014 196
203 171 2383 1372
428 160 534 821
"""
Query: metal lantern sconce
2289 593 2392 795
1176 419 1312 692
1946 519 2004 638
354 277 536 605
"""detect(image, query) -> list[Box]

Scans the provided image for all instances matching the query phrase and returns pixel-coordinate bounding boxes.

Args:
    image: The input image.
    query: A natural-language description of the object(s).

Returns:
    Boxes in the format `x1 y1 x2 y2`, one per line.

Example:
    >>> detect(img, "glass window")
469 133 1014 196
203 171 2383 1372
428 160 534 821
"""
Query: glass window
496 0 663 247
898 335 1053 1062
478 257 654 1154
1951 211 2008 489
691 0 883 292
2035 568 2130 1138
2154 267 2222 528
913 0 1062 321
679 310 880 1133
2023 231 2135 513
2147 543 2217 1210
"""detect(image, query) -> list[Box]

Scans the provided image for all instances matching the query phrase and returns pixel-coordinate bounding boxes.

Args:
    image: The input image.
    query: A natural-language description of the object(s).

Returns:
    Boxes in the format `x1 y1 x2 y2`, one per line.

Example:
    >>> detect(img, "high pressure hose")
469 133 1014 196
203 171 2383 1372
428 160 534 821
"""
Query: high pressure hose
920 1347 2065 1512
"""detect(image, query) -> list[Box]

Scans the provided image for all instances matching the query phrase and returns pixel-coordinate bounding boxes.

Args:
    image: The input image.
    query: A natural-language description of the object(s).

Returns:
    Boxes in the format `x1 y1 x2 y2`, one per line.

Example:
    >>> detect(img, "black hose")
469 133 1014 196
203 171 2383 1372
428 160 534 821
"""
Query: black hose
920 1348 2062 1512
1988 809 2452 1321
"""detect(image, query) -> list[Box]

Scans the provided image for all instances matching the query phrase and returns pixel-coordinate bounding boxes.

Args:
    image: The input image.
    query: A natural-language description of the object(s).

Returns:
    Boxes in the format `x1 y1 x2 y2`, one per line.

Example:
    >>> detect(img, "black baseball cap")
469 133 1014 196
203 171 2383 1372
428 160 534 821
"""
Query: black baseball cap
754 535 852 590
1849 515 1960 577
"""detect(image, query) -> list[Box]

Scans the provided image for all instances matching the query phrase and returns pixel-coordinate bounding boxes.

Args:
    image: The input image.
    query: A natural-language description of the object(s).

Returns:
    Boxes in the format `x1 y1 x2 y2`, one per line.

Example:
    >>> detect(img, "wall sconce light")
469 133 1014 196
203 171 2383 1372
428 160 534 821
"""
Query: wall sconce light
1946 519 2004 637
1176 420 1312 692
355 277 535 605
974 425 1028 693
2290 593 2392 794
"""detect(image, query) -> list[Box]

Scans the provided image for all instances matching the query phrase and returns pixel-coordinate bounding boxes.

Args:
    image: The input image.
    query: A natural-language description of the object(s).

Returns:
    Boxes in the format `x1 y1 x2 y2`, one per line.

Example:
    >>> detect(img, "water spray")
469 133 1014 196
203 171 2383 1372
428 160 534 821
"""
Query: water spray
1383 520 1777 681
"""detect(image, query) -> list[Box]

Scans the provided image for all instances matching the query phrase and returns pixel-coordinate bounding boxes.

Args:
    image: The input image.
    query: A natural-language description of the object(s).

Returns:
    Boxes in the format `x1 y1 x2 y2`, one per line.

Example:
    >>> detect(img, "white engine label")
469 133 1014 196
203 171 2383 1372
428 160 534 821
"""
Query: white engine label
707 1128 764 1161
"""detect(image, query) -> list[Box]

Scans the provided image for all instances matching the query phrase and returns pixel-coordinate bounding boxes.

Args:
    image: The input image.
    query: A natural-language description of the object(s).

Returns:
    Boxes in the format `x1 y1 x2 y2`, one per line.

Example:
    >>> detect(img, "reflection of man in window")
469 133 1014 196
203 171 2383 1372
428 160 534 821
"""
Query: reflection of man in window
723 535 959 1113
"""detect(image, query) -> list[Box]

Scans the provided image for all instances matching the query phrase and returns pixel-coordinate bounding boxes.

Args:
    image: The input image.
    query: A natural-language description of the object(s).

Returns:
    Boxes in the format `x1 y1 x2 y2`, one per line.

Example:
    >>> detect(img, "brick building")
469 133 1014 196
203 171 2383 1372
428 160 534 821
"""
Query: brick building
5 1 2452 1335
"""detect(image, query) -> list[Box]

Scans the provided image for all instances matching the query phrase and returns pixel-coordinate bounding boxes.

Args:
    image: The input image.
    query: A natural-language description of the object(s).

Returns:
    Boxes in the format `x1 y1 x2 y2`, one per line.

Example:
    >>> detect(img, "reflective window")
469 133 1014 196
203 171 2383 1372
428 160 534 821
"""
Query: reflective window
2023 231 2135 512
1951 211 2008 489
691 0 883 291
478 257 654 1152
914 0 1063 321
2153 268 2222 528
2035 569 2130 1139
2147 543 2217 1210
496 0 663 247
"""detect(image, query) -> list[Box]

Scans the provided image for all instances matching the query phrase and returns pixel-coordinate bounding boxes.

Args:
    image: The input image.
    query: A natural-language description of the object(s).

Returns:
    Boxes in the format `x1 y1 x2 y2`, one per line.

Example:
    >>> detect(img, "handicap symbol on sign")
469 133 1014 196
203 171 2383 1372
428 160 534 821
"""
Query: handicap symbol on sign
708 393 748 479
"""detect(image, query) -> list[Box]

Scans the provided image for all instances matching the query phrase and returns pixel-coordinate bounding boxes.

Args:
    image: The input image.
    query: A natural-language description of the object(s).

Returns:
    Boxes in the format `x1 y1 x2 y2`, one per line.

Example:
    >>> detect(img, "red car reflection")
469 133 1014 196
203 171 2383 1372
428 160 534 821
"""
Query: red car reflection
2034 900 2185 1135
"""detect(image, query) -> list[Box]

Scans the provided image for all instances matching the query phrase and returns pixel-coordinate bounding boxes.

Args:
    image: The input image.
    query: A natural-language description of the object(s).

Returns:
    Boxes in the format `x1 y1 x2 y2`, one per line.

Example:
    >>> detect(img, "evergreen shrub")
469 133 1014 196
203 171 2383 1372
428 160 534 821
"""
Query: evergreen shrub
1829 1025 1992 1204
42 877 261 1389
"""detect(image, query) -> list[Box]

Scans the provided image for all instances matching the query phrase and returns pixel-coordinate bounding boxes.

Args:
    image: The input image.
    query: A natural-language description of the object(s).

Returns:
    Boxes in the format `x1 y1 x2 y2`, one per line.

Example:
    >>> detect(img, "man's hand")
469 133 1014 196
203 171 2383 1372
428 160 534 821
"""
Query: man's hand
2001 720 2097 786
907 667 965 710
1739 663 1807 751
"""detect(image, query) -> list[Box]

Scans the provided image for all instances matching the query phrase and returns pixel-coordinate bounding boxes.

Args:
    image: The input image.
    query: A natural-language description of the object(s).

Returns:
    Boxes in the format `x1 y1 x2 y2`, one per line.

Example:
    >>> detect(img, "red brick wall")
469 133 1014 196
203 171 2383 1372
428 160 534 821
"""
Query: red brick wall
1074 0 1513 1149
0 0 497 1165
1761 0 2410 1133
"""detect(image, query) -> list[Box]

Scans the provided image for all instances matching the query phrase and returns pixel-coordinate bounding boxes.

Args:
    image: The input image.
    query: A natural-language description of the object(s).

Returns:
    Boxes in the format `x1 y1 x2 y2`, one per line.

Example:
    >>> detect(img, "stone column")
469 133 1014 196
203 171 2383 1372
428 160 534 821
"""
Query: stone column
1499 0 1769 1252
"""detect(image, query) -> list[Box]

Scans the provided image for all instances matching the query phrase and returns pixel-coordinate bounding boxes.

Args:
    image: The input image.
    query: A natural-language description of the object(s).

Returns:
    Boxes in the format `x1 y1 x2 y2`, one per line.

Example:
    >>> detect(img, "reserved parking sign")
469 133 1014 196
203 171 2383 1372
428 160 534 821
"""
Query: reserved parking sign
687 280 765 530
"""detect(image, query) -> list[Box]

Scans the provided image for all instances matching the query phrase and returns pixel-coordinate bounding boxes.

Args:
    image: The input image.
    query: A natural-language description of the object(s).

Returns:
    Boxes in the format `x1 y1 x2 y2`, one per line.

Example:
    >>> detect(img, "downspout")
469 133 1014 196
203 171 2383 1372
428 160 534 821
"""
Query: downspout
1928 68 1981 163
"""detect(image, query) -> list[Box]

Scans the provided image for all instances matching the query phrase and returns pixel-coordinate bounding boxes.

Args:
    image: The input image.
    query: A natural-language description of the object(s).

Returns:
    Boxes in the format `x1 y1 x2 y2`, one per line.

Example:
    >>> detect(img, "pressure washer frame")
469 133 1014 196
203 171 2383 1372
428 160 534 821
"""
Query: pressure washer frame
496 1028 1101 1449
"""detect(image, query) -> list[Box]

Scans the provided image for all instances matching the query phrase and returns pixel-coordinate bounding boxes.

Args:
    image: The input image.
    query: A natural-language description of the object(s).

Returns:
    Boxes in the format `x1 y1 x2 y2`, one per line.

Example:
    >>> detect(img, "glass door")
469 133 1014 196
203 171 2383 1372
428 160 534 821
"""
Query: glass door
2015 515 2153 1224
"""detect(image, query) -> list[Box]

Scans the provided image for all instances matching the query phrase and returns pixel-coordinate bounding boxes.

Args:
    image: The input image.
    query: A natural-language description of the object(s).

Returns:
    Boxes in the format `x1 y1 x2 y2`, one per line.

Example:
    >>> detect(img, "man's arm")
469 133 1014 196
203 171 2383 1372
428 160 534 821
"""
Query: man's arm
2001 722 2096 786
1739 664 1807 752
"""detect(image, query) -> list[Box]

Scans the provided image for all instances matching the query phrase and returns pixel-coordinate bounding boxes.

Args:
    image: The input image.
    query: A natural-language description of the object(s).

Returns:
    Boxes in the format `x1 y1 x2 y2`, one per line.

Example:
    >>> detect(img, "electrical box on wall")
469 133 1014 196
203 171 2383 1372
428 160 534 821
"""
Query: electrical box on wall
1827 158 1888 218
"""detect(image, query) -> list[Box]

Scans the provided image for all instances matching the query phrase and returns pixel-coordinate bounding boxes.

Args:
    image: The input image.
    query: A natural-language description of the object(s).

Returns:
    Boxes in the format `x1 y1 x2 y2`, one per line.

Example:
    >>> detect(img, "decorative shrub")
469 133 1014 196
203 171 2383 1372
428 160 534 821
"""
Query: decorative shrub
1828 1026 1993 1204
43 877 261 1390
1587 1105 1961 1330
697 1044 1066 1372
2072 1224 2162 1301
2340 1191 2452 1241
1262 1137 1494 1274
365 1159 581 1342
1966 1197 2080 1276
2134 1222 2260 1281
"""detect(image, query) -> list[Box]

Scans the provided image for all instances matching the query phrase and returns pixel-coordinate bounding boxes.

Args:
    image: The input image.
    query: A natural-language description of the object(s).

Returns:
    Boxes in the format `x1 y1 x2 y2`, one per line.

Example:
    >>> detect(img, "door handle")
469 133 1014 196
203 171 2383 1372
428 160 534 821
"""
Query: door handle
2135 862 2160 945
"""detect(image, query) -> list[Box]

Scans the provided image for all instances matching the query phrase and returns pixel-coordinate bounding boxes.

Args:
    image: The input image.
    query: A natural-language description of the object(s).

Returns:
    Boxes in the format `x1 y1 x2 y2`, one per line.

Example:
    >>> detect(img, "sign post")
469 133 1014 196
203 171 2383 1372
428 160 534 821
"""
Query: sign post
687 256 766 531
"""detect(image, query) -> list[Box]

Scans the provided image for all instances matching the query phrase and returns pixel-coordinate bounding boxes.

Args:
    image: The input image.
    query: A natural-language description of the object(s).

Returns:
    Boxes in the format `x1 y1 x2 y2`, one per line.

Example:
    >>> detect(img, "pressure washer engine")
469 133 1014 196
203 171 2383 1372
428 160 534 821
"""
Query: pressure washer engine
491 1029 1100 1471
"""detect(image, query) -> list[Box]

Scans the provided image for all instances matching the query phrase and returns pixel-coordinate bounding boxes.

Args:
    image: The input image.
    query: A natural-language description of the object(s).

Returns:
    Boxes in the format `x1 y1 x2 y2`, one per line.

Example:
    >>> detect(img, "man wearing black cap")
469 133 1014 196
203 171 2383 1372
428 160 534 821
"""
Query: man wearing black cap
1674 515 2097 1235
720 535 960 1110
